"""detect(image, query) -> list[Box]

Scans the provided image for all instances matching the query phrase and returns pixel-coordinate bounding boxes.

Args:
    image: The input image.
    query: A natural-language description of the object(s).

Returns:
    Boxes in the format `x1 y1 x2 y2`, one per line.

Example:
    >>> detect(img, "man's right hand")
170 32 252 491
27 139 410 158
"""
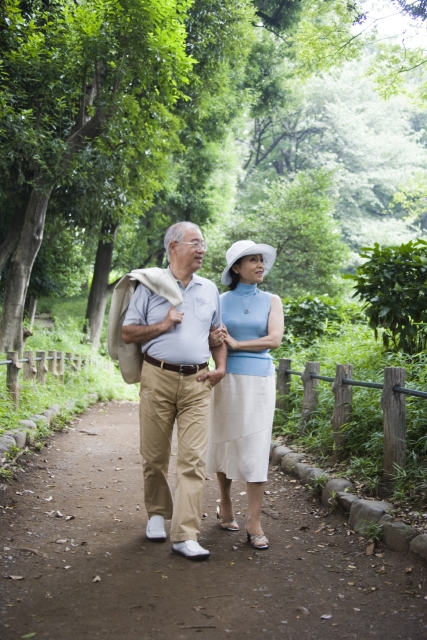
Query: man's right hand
122 305 184 345
163 305 184 331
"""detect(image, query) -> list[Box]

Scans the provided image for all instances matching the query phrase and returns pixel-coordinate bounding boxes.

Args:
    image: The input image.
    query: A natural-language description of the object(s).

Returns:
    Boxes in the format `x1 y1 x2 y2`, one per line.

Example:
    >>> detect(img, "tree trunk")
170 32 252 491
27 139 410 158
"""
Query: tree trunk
84 224 119 350
0 185 53 353
24 295 37 329
0 206 26 277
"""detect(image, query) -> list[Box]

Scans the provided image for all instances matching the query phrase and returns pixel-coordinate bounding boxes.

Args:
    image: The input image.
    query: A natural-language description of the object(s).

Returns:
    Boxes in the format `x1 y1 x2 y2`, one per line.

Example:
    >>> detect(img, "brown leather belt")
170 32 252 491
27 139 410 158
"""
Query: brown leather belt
144 354 209 376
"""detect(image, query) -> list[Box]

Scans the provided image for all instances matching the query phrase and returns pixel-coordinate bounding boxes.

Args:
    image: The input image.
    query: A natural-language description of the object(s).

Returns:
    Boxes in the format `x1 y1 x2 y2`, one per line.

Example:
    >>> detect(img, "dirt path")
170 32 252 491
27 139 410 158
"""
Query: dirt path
1 401 426 640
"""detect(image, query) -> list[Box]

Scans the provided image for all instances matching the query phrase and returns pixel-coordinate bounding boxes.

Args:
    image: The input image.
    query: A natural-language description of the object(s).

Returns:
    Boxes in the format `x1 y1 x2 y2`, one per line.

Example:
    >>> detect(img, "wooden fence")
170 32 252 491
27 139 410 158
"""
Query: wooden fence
276 359 427 481
1 350 92 409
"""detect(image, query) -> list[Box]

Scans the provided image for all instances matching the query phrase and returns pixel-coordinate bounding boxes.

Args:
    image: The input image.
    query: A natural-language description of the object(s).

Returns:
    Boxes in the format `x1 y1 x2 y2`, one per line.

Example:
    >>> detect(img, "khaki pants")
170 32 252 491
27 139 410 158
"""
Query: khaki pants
139 361 212 542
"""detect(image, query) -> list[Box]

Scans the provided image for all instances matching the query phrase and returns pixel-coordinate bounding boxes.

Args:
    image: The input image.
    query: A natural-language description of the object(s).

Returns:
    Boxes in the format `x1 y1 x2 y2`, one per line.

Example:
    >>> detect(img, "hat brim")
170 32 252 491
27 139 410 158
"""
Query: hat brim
221 243 277 286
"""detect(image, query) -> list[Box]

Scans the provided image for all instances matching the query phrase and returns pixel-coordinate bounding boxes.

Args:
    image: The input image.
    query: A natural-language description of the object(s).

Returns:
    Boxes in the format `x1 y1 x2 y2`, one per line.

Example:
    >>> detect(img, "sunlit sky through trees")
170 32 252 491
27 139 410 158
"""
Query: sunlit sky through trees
355 0 427 48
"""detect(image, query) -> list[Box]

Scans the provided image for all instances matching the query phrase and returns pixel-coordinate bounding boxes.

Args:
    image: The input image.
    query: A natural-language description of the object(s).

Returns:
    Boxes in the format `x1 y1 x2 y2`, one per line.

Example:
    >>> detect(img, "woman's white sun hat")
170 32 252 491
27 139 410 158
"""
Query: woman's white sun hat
221 240 277 286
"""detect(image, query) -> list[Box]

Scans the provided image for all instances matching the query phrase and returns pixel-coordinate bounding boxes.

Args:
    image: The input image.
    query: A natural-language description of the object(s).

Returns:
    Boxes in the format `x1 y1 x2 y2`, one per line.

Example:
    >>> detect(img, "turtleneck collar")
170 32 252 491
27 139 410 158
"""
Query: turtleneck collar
234 282 258 296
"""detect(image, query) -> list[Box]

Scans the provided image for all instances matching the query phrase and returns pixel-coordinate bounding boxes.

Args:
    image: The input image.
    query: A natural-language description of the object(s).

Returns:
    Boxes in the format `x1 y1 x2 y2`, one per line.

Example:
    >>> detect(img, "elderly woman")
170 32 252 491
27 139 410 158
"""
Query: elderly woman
206 240 284 549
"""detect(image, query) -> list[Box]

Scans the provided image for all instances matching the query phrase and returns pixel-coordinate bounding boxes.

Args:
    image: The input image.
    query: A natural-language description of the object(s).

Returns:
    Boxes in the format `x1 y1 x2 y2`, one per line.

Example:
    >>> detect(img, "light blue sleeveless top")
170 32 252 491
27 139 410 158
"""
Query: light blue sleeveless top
221 283 274 377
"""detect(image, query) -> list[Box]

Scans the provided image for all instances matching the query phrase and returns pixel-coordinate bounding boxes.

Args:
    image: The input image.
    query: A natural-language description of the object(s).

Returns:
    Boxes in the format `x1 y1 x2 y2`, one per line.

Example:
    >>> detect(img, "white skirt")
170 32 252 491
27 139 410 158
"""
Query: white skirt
206 373 276 482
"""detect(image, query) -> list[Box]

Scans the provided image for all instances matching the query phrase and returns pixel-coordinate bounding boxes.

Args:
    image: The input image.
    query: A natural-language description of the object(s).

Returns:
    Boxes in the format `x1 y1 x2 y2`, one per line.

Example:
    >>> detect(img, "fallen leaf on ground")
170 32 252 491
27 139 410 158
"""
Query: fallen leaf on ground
9 575 24 580
226 562 234 566
405 566 413 574
295 607 309 615
55 539 67 544
65 515 75 521
320 614 332 620
366 543 375 556
55 511 63 518
43 497 53 502
21 633 36 639
93 576 101 583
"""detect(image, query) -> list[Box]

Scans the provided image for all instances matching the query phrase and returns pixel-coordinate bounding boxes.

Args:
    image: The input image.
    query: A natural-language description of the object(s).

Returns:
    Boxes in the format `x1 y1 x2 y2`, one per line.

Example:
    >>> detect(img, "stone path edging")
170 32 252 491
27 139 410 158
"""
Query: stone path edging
0 393 99 470
270 440 427 565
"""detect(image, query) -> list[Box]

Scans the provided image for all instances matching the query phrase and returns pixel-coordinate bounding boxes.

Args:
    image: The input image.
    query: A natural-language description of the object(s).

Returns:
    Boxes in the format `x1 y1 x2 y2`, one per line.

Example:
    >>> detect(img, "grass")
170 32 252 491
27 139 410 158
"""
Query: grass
0 293 138 441
273 321 427 507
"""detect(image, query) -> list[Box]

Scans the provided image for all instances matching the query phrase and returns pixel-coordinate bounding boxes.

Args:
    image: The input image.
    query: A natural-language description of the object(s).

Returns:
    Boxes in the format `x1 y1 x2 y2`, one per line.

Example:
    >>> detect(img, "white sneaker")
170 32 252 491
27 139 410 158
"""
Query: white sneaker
146 515 167 542
172 540 210 561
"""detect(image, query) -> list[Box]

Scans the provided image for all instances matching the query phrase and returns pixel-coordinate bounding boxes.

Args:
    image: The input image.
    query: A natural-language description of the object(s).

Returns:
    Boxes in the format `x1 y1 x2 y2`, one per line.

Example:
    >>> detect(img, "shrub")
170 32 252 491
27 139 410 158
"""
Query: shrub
345 239 427 354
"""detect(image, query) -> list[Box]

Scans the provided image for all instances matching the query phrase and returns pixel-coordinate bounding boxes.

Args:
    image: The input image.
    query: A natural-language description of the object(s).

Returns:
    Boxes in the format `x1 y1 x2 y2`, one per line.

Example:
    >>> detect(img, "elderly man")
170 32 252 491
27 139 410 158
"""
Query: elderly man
122 222 226 560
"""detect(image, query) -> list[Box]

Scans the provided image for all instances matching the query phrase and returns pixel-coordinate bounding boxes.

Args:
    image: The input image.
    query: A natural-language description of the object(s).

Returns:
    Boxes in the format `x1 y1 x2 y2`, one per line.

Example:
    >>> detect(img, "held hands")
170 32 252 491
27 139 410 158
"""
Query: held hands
208 324 227 348
208 324 239 350
163 305 184 330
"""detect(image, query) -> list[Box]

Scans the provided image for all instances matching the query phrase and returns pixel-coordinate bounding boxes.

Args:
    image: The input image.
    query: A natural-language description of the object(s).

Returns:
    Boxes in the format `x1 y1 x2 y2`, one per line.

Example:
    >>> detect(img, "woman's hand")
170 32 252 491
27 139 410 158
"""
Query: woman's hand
209 324 227 349
223 326 239 350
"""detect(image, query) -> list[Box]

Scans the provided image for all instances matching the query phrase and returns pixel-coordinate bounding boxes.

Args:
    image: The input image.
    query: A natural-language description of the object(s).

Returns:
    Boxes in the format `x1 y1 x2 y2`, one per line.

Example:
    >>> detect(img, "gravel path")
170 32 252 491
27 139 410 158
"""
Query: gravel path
0 400 426 639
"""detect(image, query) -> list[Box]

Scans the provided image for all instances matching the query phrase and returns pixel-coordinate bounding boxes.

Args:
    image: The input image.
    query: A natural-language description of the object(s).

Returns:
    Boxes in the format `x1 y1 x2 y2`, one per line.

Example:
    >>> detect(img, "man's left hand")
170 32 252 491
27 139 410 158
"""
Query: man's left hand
197 368 225 388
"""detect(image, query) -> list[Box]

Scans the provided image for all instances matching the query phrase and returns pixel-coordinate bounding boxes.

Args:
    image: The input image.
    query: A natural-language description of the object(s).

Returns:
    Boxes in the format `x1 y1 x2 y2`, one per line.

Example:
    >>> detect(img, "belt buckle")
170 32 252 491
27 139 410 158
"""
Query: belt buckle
179 364 198 375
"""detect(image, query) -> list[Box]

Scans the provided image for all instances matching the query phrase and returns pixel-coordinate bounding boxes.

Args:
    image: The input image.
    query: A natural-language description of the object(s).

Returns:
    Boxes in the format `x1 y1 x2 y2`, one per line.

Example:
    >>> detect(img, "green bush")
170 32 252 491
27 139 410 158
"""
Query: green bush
282 295 339 344
345 239 427 354
273 321 427 503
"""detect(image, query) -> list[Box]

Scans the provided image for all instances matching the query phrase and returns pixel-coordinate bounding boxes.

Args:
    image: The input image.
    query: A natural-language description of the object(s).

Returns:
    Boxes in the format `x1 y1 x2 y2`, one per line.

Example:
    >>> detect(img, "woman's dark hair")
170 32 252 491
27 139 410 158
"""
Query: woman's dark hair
229 258 242 291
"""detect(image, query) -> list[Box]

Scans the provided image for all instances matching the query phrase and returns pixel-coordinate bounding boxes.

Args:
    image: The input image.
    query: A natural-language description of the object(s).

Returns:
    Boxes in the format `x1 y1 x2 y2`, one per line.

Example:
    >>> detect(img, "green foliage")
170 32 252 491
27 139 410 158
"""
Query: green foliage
363 522 383 544
306 472 329 496
273 319 427 503
202 170 348 297
346 239 427 354
244 170 347 296
0 468 14 483
282 295 342 345
3 444 20 460
0 298 138 438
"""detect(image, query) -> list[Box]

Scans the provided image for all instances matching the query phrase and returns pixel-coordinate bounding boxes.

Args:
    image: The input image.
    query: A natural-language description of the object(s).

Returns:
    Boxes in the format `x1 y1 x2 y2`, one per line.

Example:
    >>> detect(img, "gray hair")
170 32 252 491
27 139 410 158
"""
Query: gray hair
164 222 202 260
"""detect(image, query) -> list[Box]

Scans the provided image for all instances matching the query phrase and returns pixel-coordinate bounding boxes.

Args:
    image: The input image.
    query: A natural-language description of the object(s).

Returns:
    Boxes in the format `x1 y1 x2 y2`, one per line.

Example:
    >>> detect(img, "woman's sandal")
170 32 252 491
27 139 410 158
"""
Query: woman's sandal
246 529 269 550
216 505 239 531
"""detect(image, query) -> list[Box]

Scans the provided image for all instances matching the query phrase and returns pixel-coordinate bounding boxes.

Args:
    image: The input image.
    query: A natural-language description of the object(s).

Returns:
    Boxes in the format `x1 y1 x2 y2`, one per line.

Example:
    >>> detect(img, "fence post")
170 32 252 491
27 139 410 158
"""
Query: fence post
66 353 75 371
58 352 65 383
6 351 21 408
23 350 36 381
276 358 292 408
381 367 406 480
331 364 353 449
301 362 320 426
36 350 47 385
48 350 58 377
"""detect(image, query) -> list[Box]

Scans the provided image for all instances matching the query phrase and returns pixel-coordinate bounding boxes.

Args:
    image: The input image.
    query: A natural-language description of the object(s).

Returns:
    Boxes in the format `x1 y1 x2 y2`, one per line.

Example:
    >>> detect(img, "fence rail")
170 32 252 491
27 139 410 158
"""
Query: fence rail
276 359 427 481
1 350 92 409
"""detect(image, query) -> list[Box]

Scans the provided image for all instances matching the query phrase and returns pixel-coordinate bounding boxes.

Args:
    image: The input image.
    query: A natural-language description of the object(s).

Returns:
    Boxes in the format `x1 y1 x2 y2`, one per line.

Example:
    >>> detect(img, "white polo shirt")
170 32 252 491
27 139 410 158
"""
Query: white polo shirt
123 269 221 365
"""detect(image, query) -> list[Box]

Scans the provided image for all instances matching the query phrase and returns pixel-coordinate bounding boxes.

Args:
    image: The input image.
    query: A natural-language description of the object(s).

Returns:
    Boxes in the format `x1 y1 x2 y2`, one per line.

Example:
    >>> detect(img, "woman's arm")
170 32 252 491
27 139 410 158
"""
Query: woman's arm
224 295 284 352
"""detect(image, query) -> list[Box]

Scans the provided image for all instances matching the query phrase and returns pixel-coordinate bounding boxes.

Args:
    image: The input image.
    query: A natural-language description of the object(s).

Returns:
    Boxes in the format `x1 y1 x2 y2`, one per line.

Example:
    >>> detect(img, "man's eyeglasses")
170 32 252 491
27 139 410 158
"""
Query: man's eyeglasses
176 241 208 251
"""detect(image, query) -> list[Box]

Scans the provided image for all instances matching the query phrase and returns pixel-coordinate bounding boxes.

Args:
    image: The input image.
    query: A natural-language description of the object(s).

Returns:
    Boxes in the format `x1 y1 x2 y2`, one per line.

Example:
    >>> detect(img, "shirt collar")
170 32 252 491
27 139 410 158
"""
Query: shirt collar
167 266 202 289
